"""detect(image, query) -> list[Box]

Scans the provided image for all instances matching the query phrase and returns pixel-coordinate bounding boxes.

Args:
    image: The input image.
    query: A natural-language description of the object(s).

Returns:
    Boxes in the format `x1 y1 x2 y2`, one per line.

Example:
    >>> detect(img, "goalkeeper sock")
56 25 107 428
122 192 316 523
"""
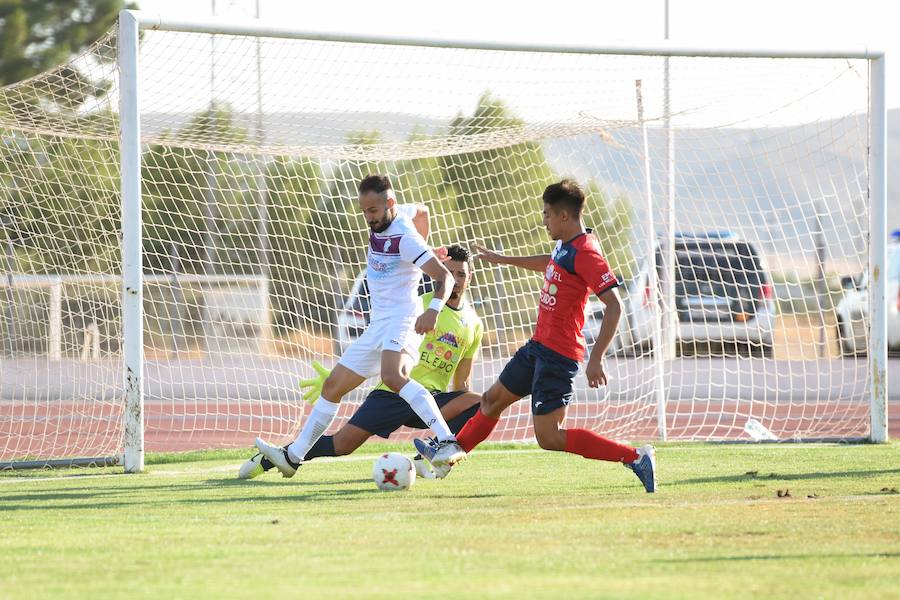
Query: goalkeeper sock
564 428 639 463
398 380 454 442
303 435 336 460
455 408 499 452
287 396 339 463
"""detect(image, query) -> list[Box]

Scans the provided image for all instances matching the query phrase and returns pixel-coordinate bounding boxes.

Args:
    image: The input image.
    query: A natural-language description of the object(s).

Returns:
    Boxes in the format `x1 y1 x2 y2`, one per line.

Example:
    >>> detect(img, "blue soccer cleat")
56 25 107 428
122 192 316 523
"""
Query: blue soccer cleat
626 444 657 493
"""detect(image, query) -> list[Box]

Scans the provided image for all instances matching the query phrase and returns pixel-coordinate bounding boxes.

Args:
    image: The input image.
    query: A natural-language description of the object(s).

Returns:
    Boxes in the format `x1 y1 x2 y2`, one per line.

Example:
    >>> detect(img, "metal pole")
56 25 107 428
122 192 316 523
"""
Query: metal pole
3 230 15 357
48 277 62 360
813 199 829 357
204 0 218 277
118 10 145 473
637 80 667 441
169 243 184 355
868 54 888 443
255 0 272 354
126 11 879 59
661 0 677 360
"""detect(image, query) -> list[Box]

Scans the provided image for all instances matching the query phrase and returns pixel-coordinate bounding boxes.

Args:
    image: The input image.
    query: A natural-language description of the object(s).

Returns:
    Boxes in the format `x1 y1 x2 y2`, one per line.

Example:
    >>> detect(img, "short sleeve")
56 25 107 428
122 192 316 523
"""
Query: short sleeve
463 320 483 360
576 247 618 296
396 203 418 220
399 228 432 267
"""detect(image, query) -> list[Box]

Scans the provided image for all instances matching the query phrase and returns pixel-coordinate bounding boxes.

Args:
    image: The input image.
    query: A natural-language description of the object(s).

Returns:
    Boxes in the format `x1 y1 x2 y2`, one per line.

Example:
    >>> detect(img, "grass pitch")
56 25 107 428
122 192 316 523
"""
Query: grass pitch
1 442 898 599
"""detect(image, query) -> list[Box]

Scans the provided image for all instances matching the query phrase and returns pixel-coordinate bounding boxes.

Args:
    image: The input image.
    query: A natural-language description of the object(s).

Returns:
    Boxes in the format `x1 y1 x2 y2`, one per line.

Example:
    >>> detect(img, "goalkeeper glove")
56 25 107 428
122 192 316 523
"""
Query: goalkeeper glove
298 360 330 404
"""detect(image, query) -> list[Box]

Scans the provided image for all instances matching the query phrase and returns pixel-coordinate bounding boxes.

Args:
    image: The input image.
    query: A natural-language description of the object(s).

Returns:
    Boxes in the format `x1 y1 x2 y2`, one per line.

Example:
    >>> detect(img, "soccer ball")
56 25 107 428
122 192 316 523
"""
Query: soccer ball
372 453 415 491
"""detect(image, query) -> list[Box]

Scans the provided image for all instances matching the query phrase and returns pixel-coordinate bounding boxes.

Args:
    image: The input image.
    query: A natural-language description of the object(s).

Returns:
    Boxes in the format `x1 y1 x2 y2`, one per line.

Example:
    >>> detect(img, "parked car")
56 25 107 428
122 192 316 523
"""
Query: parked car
622 232 777 357
835 232 900 356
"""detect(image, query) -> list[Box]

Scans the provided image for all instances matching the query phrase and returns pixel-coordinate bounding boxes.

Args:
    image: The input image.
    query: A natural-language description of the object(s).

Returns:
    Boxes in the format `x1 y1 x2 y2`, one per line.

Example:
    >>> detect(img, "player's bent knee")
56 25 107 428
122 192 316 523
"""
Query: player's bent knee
380 372 406 393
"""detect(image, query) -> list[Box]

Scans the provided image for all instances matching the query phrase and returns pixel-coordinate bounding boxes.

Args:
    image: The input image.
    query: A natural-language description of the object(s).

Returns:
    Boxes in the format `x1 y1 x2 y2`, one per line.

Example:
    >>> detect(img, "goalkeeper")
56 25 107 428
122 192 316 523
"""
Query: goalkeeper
239 244 483 480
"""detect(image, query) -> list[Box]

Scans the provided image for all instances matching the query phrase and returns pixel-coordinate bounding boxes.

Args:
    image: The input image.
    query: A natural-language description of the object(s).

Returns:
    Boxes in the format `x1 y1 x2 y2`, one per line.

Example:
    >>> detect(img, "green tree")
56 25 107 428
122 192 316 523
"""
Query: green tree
0 0 126 86
440 92 556 329
0 130 119 274
142 104 256 275
394 127 460 247
262 154 322 332
584 181 634 281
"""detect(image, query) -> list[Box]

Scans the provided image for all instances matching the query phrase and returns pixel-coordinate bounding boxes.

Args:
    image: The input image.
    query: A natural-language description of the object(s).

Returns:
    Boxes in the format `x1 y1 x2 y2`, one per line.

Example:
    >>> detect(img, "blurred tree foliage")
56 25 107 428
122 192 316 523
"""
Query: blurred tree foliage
0 0 126 86
2 91 633 336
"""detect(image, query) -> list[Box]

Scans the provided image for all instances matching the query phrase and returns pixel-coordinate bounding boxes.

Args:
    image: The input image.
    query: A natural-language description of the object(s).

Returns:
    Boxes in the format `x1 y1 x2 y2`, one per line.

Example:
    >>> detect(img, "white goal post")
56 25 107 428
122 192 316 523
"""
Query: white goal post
0 10 887 472
118 11 888 472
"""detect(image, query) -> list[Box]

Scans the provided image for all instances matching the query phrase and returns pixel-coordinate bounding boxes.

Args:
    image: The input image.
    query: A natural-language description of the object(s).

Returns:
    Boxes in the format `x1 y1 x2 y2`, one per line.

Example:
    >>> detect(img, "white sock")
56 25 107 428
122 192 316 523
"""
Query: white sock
398 380 454 441
287 396 339 462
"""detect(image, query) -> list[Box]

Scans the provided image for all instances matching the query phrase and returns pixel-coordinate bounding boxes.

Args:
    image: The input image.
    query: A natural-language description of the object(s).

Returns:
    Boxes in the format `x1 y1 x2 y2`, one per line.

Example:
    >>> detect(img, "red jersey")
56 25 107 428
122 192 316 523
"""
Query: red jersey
532 230 618 361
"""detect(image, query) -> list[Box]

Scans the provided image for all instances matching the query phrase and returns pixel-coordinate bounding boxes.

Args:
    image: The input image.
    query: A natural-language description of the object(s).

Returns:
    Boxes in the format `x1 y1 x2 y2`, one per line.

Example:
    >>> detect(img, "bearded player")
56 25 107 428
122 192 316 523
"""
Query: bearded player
240 245 483 480
416 179 656 492
254 175 467 476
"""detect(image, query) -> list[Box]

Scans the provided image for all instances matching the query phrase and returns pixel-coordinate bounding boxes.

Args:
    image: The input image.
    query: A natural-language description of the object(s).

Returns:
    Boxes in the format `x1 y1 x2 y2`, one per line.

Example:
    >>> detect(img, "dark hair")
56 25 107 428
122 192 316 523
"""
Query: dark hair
445 244 470 263
358 174 392 195
542 179 585 217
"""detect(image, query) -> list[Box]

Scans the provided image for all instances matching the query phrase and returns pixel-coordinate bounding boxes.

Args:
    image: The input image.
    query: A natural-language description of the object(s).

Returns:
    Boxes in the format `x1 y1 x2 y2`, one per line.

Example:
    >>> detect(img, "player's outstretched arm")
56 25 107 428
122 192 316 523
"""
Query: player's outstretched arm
585 287 622 388
415 256 454 334
472 243 549 272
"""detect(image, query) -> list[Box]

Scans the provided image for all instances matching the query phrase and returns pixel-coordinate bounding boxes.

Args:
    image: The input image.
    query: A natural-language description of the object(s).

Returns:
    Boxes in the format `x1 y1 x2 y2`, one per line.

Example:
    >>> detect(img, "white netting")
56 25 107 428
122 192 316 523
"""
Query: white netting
0 24 874 463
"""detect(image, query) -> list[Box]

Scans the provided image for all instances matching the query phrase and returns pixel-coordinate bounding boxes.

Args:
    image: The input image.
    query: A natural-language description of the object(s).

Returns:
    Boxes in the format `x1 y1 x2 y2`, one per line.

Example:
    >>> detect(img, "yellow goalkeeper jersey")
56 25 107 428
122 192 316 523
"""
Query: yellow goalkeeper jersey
374 292 483 393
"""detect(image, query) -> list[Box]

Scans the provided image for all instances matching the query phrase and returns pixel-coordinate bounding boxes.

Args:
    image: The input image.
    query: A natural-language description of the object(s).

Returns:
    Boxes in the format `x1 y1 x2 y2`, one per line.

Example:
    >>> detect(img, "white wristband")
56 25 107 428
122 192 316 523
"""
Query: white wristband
428 298 444 312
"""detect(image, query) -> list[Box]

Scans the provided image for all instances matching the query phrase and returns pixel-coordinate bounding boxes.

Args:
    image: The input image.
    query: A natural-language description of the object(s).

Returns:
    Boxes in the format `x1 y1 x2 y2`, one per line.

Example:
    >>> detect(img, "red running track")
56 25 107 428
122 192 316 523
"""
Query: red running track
2 399 896 461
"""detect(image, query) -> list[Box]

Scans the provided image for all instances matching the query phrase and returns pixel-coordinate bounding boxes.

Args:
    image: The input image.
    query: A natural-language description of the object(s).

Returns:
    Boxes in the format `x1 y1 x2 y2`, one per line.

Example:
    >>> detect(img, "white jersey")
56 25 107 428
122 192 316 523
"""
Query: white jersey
366 203 433 321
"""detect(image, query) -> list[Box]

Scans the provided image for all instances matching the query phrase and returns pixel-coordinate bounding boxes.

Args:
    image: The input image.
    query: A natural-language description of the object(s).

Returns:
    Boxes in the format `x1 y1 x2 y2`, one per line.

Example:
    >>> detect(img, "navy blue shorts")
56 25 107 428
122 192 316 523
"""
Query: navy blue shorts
498 340 580 415
347 389 479 439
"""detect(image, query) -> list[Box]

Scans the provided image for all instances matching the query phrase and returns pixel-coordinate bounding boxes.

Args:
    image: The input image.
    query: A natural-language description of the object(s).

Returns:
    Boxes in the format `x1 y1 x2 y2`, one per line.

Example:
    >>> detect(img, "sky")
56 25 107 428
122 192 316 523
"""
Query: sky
133 0 900 112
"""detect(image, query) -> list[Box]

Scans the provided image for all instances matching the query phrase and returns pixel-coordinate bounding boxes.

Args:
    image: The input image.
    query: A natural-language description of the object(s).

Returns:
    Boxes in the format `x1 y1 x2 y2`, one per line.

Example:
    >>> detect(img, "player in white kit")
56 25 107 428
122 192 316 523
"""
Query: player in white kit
254 175 467 476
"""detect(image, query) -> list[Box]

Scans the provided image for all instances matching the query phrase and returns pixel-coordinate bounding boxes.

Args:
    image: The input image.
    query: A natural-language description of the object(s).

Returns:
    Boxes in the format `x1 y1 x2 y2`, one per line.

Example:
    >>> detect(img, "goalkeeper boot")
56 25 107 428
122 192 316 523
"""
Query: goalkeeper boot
626 444 657 493
237 452 278 479
254 437 300 478
413 454 436 479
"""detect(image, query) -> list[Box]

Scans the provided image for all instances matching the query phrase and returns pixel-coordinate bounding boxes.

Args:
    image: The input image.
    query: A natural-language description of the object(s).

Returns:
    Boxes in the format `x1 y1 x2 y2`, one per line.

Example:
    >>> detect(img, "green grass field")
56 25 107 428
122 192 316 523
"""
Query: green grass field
2 442 898 599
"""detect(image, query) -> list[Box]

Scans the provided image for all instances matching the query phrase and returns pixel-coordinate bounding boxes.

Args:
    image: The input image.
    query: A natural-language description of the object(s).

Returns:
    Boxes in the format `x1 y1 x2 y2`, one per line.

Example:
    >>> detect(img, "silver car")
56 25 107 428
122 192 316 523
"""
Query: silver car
835 237 900 357
617 233 777 357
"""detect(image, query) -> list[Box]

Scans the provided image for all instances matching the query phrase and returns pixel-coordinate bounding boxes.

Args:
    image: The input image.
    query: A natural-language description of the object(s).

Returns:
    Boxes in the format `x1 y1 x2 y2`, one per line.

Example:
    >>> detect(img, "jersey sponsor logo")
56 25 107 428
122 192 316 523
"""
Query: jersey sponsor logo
370 259 388 272
545 264 562 282
437 332 459 348
540 281 559 307
419 350 455 373
369 233 402 255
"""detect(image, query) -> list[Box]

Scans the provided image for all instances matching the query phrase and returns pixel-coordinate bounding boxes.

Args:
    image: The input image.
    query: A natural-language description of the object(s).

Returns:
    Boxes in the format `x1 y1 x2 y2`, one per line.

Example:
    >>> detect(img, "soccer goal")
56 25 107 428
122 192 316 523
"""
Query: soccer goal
0 10 887 472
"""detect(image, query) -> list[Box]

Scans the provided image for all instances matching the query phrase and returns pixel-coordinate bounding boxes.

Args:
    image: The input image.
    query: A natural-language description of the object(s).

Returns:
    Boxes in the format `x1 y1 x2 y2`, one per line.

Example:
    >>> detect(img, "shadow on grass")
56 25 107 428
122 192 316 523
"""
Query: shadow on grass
0 478 502 512
676 467 900 485
662 552 900 563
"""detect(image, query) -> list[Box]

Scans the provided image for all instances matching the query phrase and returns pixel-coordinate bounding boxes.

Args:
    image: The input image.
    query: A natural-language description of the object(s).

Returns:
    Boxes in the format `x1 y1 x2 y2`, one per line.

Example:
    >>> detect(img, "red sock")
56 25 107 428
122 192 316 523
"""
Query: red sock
564 428 639 463
455 408 500 452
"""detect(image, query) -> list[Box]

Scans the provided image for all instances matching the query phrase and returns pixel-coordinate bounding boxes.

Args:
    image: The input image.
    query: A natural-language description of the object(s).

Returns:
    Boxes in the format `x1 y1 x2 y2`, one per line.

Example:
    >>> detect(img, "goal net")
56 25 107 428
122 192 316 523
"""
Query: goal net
0 13 886 467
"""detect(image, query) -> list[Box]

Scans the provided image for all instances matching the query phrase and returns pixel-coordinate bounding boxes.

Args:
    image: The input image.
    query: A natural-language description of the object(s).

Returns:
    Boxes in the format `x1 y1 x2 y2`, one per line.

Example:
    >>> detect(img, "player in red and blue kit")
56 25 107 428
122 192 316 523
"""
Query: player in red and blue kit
415 180 656 492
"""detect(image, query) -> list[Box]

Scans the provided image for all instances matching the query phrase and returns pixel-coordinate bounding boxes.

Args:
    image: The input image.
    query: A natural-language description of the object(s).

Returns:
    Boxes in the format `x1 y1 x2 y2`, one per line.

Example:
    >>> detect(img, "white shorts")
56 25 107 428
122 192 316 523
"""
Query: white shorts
338 316 423 379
